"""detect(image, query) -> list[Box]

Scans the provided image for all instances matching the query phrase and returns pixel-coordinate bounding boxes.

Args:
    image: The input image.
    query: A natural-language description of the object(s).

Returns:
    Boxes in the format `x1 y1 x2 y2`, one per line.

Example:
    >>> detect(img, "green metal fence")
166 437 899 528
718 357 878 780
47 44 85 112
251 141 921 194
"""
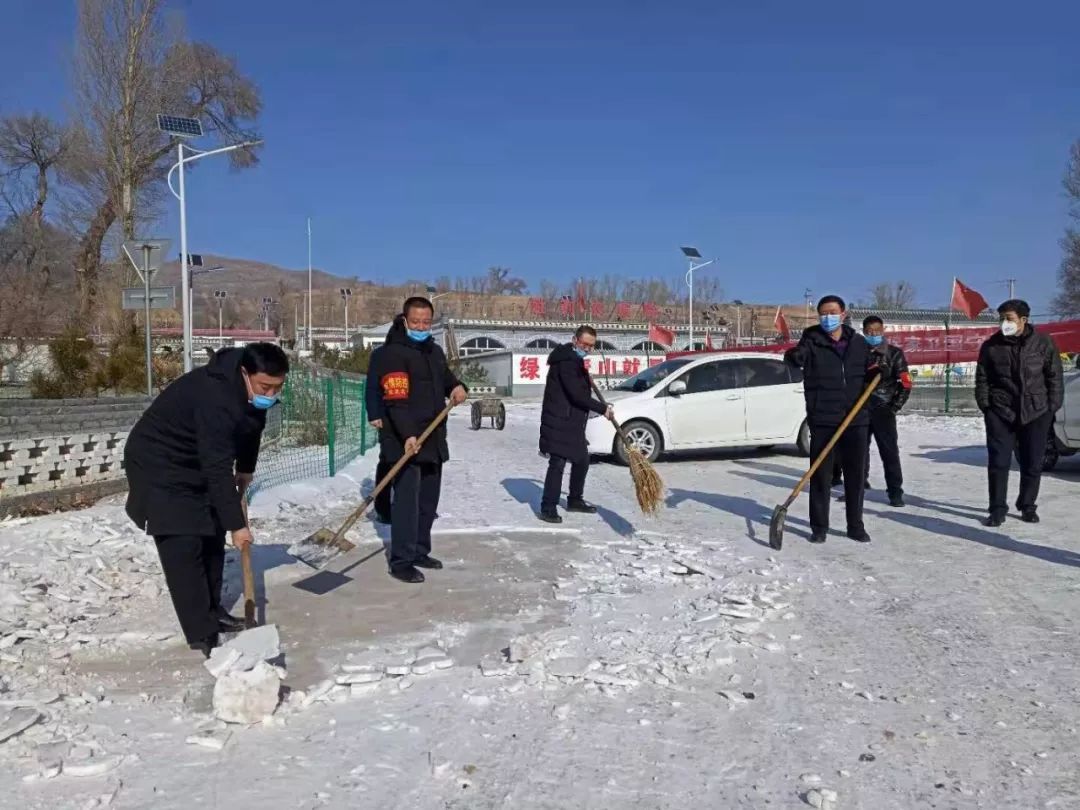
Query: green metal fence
248 365 377 498
906 374 979 414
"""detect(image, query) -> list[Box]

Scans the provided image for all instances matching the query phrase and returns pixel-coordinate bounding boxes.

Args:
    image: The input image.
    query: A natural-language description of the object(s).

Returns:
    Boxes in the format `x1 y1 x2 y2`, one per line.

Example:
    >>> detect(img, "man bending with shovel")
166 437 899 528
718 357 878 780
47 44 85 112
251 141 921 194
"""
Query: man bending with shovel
379 297 468 583
124 343 289 657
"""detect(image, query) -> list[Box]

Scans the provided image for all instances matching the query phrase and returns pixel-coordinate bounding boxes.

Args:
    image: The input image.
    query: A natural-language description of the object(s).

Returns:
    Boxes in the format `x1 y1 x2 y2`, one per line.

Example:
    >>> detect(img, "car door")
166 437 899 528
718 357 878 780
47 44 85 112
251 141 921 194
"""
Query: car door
1060 372 1080 445
664 359 746 448
738 357 805 442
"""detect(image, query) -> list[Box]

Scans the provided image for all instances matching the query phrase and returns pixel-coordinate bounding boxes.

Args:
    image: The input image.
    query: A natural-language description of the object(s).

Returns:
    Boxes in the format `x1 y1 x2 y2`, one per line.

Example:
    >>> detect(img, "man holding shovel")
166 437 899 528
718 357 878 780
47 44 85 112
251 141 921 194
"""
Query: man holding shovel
379 297 468 584
784 296 875 544
124 343 289 656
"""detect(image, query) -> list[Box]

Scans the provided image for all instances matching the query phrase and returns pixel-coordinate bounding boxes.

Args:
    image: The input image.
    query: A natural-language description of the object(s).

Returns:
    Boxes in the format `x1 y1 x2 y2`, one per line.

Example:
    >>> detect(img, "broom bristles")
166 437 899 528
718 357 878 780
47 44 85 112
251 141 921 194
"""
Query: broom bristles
625 446 665 514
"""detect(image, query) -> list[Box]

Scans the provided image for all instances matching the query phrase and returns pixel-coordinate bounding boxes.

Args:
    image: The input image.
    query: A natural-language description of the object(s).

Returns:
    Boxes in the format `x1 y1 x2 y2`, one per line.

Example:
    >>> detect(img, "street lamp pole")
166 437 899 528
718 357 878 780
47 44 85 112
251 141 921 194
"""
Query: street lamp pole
163 120 262 372
307 218 313 352
214 290 227 345
340 288 352 346
680 246 714 349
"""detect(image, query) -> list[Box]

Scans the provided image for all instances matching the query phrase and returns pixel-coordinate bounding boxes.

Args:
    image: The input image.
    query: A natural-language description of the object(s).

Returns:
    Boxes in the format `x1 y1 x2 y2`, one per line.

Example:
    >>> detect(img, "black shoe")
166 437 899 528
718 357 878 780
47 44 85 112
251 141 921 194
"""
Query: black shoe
888 494 905 508
1020 509 1040 524
414 555 443 570
373 511 391 525
188 633 220 659
808 530 827 544
389 566 425 584
216 613 246 634
847 530 871 543
538 510 563 524
566 499 598 514
983 513 1006 527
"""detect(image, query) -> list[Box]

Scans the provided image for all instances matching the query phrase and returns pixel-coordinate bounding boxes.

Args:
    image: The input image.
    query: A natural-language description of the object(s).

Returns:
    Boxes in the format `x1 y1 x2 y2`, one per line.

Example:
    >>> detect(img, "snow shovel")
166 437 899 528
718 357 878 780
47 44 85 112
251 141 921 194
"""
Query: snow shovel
290 401 457 570
768 373 881 551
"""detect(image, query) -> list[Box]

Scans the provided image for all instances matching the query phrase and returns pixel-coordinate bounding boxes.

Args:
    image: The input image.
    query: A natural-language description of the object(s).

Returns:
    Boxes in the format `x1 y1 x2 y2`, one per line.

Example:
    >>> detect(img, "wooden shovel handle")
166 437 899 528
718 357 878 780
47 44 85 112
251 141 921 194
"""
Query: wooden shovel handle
783 373 882 509
329 401 457 543
239 499 256 628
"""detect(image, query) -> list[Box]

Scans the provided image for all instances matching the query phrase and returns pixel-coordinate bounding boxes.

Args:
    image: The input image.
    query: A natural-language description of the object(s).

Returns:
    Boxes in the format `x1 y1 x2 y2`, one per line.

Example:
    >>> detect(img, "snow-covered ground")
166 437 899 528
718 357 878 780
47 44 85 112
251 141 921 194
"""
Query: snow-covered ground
2 405 1079 809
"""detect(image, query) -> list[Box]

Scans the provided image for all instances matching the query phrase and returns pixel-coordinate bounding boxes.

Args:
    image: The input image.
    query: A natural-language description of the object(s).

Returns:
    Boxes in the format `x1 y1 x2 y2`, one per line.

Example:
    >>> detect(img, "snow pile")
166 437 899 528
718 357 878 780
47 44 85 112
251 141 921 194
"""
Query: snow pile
204 624 286 725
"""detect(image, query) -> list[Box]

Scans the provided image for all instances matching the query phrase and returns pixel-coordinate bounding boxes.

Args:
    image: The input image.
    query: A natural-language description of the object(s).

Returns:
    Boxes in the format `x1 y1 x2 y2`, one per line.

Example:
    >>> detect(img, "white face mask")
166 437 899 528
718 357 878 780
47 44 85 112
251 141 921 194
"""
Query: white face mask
1000 320 1020 337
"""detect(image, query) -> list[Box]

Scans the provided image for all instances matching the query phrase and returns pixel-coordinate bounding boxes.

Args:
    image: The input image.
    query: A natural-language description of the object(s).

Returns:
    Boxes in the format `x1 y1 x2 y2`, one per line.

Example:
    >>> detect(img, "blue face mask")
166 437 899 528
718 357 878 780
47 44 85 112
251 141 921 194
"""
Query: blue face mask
250 394 278 410
819 314 842 332
865 334 884 347
574 347 588 359
407 329 431 342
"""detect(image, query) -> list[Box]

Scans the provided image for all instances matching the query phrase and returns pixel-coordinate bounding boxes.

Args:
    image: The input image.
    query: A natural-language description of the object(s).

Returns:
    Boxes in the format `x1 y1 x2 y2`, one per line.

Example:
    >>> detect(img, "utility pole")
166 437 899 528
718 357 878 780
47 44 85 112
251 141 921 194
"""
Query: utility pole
261 297 276 333
307 218 313 351
214 290 228 346
340 288 353 347
804 288 813 326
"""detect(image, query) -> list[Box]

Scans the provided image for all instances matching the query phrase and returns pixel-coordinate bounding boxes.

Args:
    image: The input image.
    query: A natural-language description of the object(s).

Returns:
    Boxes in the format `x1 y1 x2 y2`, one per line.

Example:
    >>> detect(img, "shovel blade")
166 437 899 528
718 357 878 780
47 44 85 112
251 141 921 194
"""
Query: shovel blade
288 527 356 570
768 505 786 551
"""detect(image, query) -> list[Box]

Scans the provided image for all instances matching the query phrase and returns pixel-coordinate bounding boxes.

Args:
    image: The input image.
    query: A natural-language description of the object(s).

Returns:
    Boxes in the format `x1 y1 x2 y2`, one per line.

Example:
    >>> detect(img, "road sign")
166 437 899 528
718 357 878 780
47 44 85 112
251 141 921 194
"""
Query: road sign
123 286 177 310
122 239 171 283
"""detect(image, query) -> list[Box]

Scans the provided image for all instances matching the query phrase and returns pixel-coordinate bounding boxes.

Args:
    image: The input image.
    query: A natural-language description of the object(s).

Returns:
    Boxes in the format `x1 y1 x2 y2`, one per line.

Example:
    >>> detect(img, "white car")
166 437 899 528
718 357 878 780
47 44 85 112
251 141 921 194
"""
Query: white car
585 352 811 463
1046 364 1080 470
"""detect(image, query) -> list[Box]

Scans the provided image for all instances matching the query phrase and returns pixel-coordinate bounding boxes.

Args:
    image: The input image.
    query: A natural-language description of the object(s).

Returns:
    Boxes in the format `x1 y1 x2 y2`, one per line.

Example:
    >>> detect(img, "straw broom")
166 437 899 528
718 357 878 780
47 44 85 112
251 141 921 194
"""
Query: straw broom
588 377 665 514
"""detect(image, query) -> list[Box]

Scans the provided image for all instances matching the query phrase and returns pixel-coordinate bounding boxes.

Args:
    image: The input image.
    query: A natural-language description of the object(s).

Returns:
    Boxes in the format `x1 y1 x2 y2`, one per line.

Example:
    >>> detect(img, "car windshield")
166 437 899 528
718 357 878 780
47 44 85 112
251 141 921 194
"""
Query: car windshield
615 358 693 392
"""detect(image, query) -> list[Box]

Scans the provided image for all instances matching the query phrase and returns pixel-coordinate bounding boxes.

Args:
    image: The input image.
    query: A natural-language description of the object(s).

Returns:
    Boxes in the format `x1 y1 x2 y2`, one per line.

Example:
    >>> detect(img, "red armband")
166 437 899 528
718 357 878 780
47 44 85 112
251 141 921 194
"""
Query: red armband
899 371 913 390
381 371 410 401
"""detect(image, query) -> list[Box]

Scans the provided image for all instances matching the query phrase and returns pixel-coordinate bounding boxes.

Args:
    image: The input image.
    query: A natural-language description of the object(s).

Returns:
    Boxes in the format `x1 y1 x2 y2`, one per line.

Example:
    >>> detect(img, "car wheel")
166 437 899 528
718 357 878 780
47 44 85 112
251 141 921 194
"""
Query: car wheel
796 420 811 457
615 421 662 465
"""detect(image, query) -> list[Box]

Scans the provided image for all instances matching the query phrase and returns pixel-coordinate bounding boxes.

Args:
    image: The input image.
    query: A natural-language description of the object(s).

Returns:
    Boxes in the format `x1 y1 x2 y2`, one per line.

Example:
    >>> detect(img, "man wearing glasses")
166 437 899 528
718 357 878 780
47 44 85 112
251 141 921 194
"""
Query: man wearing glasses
538 325 614 523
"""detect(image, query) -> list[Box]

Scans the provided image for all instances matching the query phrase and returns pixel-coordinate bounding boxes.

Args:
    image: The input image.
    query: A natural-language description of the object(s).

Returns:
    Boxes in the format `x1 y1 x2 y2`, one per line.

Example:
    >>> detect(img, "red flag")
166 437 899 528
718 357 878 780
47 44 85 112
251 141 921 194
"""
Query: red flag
951 278 989 320
704 330 714 351
641 302 659 320
590 300 605 320
774 306 791 342
576 282 587 315
616 301 631 320
528 297 545 317
648 323 675 347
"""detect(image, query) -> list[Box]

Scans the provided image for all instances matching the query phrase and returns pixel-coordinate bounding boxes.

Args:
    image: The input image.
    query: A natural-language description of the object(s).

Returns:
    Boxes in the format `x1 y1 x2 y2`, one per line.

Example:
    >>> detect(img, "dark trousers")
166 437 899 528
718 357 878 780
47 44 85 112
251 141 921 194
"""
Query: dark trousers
867 407 904 497
154 533 226 644
374 454 393 518
541 454 589 511
389 461 442 571
985 410 1052 515
810 423 869 534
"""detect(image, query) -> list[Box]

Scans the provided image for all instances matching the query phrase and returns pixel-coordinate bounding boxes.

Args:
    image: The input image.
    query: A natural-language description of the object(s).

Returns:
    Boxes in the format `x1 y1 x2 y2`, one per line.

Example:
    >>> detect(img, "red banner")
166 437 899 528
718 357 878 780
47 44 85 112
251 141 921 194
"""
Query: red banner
668 321 1080 366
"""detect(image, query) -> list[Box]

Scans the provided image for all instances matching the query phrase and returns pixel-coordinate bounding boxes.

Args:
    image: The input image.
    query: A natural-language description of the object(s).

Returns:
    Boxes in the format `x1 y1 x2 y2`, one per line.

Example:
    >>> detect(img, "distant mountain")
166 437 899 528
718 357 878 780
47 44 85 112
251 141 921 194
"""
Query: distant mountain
155 254 358 299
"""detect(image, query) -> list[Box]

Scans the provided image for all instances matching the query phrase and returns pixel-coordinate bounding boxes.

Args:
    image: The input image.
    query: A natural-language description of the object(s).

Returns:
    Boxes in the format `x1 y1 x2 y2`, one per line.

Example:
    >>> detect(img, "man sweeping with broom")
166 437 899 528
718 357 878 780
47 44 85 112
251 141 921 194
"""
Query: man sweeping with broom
538 326 615 523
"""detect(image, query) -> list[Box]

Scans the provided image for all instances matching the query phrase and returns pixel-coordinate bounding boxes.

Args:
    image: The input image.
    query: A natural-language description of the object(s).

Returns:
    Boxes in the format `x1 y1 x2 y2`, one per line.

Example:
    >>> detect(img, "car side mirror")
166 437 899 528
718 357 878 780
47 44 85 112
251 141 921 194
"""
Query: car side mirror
668 379 687 396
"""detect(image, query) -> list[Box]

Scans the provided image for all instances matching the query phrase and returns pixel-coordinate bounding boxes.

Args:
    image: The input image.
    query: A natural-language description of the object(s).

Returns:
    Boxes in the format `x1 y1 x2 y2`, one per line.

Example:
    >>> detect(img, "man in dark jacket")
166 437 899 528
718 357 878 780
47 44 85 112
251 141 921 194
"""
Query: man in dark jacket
975 299 1063 526
838 316 913 506
784 295 876 544
378 298 467 583
365 337 392 524
124 343 289 656
538 325 614 523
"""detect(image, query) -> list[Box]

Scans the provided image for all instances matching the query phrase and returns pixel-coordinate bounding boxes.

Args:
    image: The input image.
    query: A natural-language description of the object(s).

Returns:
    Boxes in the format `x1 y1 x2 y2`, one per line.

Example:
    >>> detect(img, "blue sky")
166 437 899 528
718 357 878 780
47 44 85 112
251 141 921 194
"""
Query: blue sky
3 0 1078 314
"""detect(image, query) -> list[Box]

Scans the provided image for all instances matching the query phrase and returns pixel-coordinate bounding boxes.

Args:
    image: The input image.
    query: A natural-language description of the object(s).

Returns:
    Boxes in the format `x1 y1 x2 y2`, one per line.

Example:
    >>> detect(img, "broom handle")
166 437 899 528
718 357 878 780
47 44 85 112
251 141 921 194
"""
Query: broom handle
782 373 882 509
586 375 633 448
329 401 456 543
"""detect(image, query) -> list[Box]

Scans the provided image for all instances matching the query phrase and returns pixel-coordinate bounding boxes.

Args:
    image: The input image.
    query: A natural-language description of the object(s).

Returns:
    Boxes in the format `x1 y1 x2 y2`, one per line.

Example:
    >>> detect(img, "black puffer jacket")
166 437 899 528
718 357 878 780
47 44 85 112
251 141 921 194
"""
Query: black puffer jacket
975 325 1063 425
124 348 266 536
378 319 464 465
539 344 606 463
868 342 912 413
783 324 874 427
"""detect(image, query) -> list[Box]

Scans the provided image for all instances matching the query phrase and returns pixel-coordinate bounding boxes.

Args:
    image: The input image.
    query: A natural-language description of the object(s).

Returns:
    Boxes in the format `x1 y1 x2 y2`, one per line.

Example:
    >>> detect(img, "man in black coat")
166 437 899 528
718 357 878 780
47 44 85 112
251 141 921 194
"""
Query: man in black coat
835 316 913 506
784 295 876 544
538 325 614 524
124 343 289 656
378 298 467 583
365 336 392 524
975 299 1063 526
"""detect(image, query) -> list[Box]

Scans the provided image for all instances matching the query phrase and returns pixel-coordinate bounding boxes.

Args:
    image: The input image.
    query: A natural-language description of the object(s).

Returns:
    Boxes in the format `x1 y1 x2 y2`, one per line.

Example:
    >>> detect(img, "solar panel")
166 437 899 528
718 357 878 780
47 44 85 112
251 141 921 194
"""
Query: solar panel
157 114 203 137
680 246 702 259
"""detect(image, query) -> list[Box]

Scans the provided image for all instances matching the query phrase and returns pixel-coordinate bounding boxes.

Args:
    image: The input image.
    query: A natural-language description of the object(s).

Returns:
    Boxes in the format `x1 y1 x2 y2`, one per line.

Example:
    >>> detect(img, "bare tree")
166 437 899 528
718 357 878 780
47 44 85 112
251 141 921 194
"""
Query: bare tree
68 0 262 324
0 114 72 224
1054 140 1080 318
867 280 917 310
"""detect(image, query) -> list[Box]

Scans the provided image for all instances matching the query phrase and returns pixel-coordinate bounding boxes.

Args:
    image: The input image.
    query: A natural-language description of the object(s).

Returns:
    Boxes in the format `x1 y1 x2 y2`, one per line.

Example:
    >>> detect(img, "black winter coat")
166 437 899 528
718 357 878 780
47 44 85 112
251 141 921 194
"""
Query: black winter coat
124 348 266 536
539 344 607 463
868 342 912 413
783 324 874 427
975 325 1063 425
365 345 386 423
378 319 463 465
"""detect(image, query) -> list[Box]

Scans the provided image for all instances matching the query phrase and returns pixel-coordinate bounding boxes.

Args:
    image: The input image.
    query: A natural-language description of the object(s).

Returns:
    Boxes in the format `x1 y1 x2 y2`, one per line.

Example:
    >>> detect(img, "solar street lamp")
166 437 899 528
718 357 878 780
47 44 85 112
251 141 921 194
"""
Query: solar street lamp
681 246 715 348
